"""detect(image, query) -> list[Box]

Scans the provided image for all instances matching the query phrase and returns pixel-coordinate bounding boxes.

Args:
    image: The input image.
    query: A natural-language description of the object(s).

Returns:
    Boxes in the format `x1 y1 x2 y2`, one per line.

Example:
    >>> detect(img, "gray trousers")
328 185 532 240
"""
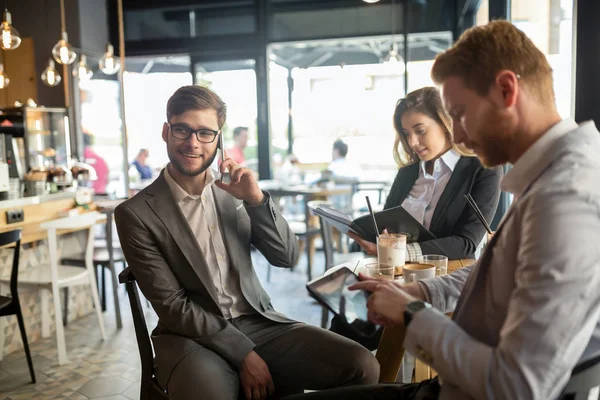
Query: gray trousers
163 314 380 400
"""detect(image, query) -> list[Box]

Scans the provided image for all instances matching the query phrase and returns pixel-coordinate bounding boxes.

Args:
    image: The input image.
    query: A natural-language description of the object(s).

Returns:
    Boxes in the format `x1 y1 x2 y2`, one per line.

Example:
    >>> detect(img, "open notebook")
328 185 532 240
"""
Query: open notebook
313 204 436 243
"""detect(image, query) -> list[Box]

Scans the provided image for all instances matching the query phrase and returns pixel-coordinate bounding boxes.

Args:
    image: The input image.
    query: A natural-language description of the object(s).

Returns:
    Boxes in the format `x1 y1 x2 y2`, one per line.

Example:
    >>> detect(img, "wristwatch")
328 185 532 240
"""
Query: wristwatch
404 300 432 328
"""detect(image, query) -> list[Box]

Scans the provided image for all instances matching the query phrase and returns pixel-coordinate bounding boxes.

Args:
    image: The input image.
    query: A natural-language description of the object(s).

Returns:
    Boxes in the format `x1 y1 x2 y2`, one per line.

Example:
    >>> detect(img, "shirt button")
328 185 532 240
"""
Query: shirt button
217 254 224 261
201 195 207 201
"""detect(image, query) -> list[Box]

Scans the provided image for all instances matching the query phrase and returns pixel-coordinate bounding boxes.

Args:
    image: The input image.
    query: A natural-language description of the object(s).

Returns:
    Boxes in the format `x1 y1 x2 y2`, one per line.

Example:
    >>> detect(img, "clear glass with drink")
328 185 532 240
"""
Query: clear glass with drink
418 255 448 276
365 263 395 281
377 233 407 276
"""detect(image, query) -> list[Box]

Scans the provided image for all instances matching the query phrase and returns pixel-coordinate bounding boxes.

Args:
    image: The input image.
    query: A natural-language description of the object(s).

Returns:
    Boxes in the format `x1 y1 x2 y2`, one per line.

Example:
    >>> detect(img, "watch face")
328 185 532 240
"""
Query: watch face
407 301 428 314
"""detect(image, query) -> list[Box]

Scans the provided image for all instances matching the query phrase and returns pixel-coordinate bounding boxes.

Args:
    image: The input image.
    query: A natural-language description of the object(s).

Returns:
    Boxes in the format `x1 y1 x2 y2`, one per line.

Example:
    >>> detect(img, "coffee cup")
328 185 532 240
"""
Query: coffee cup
402 263 436 283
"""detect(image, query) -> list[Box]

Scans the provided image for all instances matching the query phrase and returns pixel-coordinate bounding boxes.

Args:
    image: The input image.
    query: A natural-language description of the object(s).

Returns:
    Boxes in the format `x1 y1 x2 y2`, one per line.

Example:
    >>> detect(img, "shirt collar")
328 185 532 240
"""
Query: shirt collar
419 148 461 176
440 148 461 171
164 165 216 204
501 118 578 196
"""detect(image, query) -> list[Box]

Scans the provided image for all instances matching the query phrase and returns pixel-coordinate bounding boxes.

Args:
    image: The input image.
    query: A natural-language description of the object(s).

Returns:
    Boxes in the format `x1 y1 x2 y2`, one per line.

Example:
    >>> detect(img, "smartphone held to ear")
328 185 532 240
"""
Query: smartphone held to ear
218 133 231 184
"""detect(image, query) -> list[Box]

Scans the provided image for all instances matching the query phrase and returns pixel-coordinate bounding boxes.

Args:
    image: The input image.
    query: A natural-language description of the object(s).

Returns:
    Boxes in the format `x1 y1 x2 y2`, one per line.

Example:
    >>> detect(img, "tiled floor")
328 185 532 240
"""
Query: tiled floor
0 249 328 399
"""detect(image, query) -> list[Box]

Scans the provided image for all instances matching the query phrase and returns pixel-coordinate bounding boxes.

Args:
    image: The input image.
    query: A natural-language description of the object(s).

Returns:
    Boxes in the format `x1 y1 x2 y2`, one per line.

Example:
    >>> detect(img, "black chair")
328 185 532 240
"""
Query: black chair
118 267 169 400
559 355 600 399
0 229 35 383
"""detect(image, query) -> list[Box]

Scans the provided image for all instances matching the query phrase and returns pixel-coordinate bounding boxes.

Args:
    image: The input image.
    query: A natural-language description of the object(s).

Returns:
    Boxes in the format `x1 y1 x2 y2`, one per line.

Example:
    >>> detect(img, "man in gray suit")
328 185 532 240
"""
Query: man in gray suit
287 20 600 400
115 85 379 400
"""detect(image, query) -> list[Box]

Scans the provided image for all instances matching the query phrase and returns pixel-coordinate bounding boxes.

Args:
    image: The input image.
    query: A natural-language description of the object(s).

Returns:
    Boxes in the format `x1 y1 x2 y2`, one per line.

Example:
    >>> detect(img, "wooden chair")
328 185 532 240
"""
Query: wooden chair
119 267 169 400
376 259 476 383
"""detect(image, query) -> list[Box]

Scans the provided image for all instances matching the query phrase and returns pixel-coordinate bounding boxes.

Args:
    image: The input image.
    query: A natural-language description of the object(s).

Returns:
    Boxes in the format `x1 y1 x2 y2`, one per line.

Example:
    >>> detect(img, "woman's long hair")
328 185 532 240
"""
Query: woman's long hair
393 86 473 167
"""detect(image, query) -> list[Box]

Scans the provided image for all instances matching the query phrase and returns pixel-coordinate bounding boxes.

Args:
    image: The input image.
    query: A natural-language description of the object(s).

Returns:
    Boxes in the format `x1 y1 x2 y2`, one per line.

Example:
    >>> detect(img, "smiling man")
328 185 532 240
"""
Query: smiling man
115 86 379 400
285 20 600 400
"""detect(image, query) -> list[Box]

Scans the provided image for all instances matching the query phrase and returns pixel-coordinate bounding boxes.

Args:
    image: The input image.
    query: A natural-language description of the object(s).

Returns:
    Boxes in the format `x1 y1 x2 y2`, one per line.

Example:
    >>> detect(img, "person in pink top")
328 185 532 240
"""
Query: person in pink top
83 133 109 194
227 126 248 165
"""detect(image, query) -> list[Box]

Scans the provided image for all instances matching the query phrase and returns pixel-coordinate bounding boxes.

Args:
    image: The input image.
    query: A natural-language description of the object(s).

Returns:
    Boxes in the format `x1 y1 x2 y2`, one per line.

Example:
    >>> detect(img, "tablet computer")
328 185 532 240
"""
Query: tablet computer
306 267 370 323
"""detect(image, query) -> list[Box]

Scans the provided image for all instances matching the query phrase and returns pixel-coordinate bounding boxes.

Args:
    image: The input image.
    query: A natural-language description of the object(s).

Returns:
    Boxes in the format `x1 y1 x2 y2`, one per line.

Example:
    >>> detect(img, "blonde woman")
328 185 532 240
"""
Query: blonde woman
350 86 502 261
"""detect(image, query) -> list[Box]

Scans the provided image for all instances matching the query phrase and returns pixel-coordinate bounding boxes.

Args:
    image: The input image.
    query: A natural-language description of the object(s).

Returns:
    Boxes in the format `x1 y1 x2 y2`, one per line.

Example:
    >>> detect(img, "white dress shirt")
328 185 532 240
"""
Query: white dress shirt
164 166 254 319
408 119 600 399
401 149 460 260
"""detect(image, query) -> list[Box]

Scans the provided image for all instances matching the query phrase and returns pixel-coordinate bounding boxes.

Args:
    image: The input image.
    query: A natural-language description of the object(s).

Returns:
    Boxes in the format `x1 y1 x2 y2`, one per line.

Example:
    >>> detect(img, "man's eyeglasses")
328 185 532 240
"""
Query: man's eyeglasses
168 123 220 143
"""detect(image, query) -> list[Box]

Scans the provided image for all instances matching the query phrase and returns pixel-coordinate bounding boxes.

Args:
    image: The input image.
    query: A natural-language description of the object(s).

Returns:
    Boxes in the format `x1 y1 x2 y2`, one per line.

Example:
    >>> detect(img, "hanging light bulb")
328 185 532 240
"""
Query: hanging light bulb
73 55 93 81
0 64 9 88
362 0 381 3
384 43 401 64
51 31 76 65
99 43 120 75
0 9 20 50
41 59 61 87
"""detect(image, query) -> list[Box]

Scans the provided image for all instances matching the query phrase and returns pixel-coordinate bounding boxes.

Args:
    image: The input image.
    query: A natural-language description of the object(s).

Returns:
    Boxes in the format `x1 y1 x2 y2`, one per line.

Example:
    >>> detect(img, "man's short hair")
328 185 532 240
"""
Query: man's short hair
233 126 248 137
333 139 348 158
166 85 227 129
431 20 554 105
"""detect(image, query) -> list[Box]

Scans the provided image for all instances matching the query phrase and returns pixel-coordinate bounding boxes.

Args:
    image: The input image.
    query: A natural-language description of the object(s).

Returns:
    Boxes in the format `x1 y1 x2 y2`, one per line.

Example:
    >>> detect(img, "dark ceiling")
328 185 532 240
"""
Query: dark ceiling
117 0 475 74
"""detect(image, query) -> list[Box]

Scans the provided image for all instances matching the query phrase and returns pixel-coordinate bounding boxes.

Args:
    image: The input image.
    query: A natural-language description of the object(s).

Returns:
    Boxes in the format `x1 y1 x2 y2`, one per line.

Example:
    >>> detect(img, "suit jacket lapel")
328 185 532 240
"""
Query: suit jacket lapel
145 173 220 306
211 185 240 273
429 157 471 234
391 163 419 207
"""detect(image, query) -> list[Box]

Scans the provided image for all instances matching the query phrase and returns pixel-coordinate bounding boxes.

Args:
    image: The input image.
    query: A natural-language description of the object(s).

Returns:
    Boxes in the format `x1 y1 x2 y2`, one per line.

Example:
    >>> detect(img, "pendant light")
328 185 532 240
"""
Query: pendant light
73 54 93 81
362 0 381 3
41 59 61 87
51 0 76 65
0 63 9 89
383 0 403 64
99 43 120 75
0 2 20 50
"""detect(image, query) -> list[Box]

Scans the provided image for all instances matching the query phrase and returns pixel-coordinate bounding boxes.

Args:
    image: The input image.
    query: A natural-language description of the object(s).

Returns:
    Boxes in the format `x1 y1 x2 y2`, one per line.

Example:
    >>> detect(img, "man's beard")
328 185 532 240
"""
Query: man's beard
168 147 218 177
474 109 513 168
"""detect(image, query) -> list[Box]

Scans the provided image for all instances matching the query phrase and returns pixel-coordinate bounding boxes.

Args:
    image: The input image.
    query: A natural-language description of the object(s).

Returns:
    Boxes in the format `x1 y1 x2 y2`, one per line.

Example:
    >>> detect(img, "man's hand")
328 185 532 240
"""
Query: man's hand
349 273 421 327
239 351 275 400
216 157 264 206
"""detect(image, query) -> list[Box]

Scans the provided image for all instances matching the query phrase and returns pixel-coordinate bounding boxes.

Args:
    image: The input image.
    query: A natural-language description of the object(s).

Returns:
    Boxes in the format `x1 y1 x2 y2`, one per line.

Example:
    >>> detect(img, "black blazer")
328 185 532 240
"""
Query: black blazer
384 156 503 260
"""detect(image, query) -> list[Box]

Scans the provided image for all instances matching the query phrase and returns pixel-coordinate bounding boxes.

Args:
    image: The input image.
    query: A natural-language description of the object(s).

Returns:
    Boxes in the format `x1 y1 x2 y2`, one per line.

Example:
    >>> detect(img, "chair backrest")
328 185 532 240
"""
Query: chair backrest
42 212 101 281
119 267 163 399
0 229 21 299
560 355 600 399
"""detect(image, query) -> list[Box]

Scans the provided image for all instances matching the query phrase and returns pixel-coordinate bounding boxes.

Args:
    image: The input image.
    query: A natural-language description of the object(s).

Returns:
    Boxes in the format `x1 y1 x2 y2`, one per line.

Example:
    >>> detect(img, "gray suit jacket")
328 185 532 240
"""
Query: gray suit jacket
405 121 600 399
115 171 299 385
